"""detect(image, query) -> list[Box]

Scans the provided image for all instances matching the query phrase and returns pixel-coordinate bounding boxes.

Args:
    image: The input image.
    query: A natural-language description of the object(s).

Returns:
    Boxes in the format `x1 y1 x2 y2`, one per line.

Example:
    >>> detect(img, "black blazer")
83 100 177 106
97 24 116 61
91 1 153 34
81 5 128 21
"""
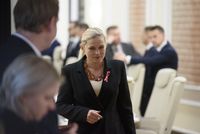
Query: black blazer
0 35 59 134
0 35 34 83
0 108 58 134
106 42 140 61
56 56 136 134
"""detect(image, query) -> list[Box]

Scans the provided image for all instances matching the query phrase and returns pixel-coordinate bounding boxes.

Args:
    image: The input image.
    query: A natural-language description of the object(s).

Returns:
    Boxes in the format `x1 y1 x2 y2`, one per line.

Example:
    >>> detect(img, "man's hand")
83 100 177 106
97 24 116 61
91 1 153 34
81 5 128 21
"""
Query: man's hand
114 52 126 62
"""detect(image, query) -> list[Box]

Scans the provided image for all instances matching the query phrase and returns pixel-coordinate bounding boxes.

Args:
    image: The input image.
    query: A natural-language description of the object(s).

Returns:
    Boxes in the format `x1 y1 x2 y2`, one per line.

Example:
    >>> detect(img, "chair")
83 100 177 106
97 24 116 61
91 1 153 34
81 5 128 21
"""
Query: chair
137 69 186 134
164 76 186 134
65 57 78 65
127 64 145 116
144 68 177 118
53 46 64 74
136 129 157 134
42 55 52 63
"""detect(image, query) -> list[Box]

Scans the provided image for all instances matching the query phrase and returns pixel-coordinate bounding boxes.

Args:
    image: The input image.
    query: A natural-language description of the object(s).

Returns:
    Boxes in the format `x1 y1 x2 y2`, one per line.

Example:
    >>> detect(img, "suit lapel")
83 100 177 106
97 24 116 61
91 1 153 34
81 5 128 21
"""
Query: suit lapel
121 42 127 53
67 41 73 54
75 57 112 109
75 57 100 103
98 59 112 109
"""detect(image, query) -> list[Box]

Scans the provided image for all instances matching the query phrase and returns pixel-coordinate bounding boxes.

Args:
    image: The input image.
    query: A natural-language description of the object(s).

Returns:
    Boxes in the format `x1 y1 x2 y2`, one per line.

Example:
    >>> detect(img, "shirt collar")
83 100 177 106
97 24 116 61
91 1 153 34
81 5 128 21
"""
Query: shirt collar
12 32 41 56
116 43 125 54
146 43 154 50
156 40 167 52
70 36 80 44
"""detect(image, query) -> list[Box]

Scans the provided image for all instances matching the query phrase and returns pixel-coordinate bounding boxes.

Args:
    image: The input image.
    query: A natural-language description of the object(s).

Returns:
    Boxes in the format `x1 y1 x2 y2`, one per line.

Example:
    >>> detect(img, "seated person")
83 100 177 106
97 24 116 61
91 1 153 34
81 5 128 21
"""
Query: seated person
64 22 89 64
114 25 178 116
0 55 61 134
114 25 178 70
105 25 140 61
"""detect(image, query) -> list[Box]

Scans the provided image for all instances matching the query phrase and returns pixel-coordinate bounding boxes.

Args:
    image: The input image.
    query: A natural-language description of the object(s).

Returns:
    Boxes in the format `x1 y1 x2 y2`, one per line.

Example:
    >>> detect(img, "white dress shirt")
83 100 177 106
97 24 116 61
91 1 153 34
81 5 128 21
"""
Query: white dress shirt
145 43 154 51
156 40 167 52
90 80 103 96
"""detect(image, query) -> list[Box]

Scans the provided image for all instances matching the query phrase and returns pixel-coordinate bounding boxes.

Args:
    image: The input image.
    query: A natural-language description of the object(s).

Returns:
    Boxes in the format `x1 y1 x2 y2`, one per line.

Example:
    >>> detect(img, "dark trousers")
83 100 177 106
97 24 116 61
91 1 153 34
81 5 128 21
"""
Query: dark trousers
140 79 154 116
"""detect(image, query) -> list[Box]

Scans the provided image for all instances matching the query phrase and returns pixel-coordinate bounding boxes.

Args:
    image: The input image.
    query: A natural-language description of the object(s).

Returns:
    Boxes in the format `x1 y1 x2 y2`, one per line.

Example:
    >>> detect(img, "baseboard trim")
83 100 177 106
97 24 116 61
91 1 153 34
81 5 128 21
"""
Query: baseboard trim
173 126 200 134
184 84 200 92
180 99 200 108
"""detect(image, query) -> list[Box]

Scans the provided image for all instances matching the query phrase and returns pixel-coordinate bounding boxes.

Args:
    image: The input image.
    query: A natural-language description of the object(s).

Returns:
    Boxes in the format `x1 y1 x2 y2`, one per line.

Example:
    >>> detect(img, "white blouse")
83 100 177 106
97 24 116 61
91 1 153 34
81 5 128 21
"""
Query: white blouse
90 80 103 96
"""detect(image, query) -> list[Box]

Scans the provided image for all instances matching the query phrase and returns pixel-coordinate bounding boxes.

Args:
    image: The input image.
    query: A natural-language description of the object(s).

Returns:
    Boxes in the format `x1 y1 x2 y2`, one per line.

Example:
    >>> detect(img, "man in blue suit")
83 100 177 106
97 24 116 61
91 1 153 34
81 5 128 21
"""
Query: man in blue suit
115 25 178 116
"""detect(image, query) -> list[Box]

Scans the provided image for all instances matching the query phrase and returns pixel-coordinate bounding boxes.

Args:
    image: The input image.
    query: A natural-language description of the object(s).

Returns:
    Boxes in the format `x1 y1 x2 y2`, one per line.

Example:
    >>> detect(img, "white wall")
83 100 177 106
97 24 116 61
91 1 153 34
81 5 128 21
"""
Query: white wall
145 0 172 41
11 0 17 33
69 0 79 21
84 0 130 42
56 0 69 47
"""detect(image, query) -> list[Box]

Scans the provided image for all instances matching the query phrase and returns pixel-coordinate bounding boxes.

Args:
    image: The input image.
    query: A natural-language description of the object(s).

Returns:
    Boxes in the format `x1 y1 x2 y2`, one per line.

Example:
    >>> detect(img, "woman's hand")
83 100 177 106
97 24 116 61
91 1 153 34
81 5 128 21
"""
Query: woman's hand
86 110 103 124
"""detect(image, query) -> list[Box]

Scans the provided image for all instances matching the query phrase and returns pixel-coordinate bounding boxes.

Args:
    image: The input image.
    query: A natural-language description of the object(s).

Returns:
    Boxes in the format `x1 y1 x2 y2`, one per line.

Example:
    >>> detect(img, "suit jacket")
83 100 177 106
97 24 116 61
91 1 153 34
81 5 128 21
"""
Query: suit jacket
63 40 81 65
66 40 80 58
0 108 58 134
130 41 178 71
0 35 34 83
0 35 59 134
56 56 136 134
106 42 140 61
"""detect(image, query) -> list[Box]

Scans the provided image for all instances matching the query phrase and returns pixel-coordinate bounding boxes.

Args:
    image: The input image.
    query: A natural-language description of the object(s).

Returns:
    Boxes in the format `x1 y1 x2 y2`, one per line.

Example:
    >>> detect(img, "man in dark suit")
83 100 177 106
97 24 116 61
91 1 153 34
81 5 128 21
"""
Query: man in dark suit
65 21 81 59
63 22 89 65
129 25 178 69
0 0 59 133
105 25 140 61
115 25 178 116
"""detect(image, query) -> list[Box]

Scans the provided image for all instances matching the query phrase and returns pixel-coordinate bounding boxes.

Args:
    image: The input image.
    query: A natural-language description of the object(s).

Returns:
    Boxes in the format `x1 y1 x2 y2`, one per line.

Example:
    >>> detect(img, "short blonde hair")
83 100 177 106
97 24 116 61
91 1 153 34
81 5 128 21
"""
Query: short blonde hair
78 27 106 58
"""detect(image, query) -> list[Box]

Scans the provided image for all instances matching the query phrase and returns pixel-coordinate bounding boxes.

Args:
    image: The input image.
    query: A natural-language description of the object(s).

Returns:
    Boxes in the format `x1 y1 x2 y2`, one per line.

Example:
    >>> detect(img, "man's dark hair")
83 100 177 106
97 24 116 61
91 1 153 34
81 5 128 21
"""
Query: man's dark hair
79 23 89 30
106 25 118 35
14 0 59 33
150 25 165 33
144 26 153 32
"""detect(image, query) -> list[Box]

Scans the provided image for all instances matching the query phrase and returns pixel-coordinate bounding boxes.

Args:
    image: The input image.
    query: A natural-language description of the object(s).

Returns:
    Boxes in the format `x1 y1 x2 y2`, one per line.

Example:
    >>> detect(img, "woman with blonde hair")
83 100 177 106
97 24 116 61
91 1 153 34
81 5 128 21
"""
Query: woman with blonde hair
0 55 61 134
56 28 136 134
